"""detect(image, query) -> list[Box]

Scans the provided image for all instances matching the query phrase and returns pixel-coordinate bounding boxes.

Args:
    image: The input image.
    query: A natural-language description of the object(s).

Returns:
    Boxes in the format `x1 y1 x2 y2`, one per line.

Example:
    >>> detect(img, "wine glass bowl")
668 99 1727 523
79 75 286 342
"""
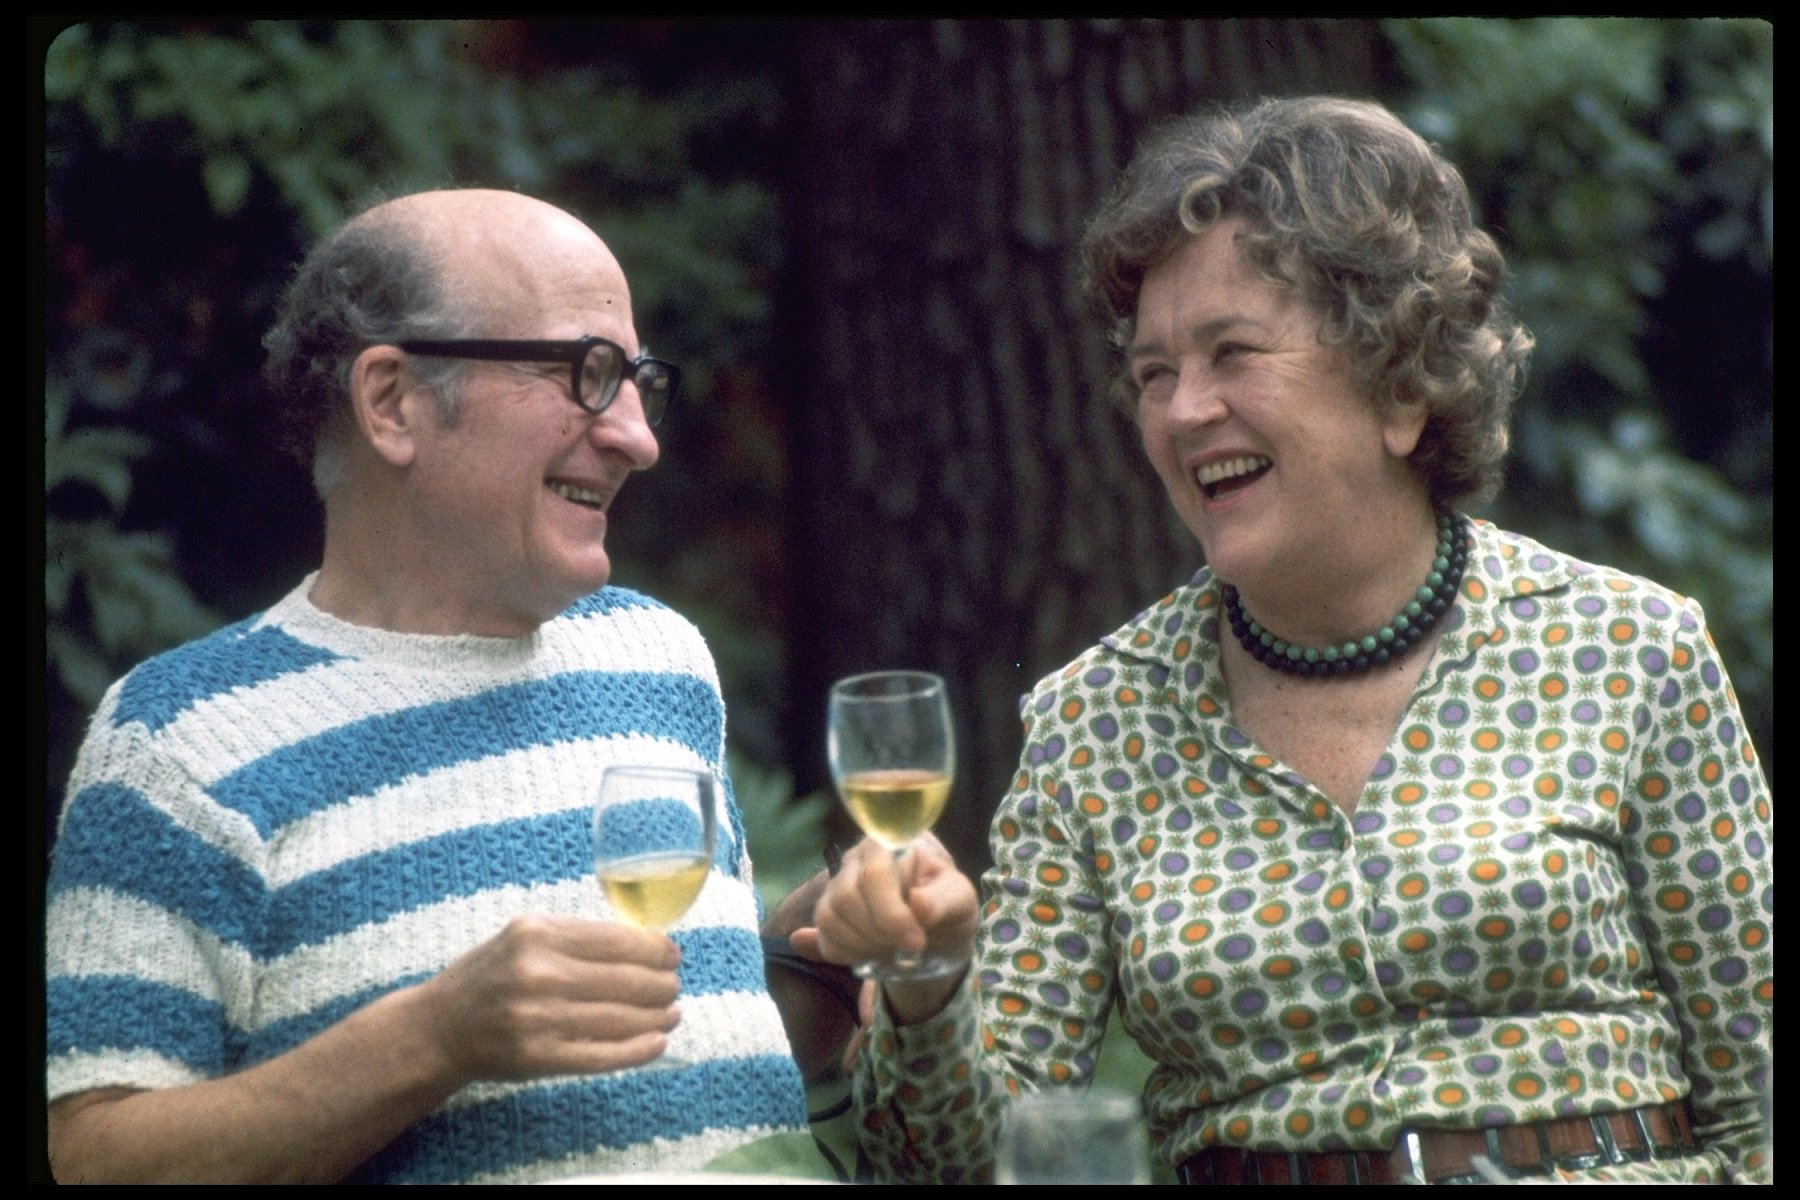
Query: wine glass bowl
593 765 718 933
827 670 959 980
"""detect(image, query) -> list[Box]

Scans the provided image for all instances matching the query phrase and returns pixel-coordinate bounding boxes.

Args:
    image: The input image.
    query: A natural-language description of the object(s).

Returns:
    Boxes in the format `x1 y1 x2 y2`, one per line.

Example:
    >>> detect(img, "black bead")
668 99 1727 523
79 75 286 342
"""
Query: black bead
1224 514 1469 681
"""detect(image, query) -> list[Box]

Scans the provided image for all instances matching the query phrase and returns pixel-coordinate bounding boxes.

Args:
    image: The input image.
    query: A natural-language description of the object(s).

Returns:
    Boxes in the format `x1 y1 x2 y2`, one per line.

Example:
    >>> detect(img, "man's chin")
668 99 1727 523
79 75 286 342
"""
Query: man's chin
554 557 615 604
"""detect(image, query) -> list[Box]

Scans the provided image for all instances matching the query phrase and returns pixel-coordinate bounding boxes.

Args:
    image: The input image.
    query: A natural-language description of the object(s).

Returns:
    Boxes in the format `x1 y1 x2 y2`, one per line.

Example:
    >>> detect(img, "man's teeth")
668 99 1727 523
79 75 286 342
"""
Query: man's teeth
1196 455 1272 488
549 481 607 508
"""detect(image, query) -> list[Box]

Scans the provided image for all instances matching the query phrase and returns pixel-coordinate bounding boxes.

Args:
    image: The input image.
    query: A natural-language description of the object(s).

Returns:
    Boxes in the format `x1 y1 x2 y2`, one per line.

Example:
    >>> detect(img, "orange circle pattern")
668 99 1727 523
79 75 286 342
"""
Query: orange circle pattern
859 522 1770 1185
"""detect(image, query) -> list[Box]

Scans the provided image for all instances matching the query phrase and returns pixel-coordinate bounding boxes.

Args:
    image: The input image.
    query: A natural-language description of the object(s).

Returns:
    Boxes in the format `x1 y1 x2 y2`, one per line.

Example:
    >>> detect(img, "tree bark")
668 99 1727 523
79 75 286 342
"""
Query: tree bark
785 19 1389 866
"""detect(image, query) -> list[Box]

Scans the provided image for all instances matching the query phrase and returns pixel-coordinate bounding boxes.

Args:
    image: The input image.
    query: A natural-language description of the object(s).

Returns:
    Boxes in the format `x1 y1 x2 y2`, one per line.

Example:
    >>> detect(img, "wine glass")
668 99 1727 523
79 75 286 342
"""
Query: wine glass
996 1090 1150 1184
827 670 959 980
593 764 718 1067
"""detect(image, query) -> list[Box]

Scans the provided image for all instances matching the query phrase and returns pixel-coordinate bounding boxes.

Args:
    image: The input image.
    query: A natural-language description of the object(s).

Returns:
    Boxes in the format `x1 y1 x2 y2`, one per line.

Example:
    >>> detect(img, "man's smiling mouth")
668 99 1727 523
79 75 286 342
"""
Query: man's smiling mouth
548 480 608 509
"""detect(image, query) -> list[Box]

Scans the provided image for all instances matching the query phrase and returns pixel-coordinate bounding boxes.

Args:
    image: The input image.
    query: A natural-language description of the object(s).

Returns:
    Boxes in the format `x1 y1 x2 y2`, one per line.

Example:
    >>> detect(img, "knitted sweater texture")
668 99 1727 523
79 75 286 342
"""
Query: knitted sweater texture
46 579 806 1182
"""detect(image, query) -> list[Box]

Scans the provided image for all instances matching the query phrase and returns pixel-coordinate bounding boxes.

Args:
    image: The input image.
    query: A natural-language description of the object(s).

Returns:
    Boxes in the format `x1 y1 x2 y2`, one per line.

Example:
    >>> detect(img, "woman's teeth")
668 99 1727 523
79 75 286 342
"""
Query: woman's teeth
1196 455 1272 497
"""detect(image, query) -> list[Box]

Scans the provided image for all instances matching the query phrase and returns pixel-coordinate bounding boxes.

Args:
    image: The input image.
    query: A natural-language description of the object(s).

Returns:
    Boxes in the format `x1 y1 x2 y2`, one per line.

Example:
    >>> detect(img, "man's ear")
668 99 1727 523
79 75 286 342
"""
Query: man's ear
348 345 424 468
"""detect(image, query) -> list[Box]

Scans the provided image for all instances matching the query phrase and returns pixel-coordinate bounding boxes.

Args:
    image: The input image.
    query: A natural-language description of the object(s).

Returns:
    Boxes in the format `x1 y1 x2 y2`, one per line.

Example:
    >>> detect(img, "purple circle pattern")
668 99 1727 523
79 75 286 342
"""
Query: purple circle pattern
862 523 1769 1186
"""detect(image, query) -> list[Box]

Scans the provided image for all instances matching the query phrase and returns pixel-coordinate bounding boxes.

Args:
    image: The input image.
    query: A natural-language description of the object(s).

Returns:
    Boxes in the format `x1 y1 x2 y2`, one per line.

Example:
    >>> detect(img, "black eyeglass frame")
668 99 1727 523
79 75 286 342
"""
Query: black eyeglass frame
395 336 677 426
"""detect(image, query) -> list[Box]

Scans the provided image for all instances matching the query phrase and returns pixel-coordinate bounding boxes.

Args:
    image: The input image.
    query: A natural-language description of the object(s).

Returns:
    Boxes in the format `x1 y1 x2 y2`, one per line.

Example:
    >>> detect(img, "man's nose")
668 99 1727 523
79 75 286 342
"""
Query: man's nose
590 381 661 470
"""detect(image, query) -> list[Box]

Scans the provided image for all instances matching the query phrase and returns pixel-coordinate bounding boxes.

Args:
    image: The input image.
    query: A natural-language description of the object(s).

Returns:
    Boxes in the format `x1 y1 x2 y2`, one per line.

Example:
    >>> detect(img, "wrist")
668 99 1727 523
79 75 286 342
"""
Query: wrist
881 964 969 1026
375 978 474 1098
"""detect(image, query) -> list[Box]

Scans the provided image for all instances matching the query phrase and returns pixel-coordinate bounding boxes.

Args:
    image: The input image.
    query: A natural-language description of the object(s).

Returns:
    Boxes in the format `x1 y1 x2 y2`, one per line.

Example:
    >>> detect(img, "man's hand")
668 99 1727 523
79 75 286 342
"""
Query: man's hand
811 834 978 1025
416 913 682 1080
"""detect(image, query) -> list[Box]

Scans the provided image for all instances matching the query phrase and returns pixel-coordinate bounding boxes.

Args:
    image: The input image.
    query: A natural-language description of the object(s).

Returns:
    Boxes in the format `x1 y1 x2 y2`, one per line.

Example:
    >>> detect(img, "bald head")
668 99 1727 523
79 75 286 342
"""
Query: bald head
351 191 628 333
262 188 626 493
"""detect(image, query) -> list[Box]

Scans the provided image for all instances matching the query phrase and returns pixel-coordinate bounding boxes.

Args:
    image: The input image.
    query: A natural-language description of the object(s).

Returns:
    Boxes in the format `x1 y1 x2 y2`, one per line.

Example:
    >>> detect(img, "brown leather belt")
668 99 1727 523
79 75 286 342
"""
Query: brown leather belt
1177 1101 1698 1184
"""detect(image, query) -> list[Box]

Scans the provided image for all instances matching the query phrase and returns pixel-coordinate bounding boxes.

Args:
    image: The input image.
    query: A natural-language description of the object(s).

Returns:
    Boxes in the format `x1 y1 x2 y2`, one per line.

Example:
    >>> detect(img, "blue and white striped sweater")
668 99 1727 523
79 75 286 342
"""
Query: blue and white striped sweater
46 580 806 1183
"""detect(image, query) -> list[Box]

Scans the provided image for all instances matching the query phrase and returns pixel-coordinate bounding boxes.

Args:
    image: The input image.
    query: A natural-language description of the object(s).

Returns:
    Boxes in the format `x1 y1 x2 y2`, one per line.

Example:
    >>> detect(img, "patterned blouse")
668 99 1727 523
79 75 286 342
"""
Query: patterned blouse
855 520 1772 1184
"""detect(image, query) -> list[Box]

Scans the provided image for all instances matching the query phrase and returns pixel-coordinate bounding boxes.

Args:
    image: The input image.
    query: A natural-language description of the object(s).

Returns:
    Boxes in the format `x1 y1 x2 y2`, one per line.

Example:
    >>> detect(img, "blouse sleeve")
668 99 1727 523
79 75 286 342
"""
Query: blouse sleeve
854 679 1122 1183
1619 595 1771 1182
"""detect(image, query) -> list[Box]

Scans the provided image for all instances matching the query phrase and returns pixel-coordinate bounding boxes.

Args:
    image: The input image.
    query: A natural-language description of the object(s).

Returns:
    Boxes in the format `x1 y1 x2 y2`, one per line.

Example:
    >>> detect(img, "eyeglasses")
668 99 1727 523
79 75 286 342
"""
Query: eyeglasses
396 337 678 426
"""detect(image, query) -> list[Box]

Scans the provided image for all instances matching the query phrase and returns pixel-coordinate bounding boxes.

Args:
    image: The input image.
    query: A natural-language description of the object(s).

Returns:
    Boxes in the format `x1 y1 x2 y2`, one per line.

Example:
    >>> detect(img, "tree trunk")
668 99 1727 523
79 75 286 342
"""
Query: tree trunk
785 19 1389 866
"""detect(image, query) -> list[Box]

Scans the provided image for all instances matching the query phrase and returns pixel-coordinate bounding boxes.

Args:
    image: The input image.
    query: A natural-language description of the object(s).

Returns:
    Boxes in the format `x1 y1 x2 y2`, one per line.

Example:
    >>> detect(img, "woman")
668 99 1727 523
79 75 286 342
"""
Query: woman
809 96 1771 1184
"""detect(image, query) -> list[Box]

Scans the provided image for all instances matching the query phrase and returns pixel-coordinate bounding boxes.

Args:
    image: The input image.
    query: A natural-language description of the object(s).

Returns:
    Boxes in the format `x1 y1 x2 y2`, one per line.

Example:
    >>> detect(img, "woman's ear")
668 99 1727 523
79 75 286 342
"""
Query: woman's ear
1382 398 1429 460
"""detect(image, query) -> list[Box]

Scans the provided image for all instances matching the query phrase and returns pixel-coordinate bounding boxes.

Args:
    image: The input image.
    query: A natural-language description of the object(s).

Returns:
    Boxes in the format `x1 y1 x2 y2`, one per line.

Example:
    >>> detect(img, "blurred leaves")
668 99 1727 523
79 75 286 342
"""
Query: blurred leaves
44 20 794 814
45 384 220 709
730 751 833 914
42 19 1773 826
1387 17 1773 771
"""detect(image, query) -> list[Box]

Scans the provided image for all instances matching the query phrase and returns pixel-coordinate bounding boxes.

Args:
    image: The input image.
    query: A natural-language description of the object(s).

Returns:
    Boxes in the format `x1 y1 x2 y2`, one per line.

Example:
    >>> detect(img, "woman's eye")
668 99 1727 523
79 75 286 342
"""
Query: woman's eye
1214 342 1251 364
1134 365 1174 393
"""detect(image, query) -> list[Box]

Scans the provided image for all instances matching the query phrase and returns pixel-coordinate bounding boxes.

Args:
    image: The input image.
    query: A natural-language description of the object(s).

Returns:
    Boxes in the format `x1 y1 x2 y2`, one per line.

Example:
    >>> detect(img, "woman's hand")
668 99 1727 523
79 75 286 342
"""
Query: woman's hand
809 834 978 1024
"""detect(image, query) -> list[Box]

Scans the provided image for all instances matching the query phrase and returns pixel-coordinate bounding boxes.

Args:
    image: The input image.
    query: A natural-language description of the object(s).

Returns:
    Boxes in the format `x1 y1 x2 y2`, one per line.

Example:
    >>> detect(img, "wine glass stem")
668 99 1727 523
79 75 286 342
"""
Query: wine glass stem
889 844 924 969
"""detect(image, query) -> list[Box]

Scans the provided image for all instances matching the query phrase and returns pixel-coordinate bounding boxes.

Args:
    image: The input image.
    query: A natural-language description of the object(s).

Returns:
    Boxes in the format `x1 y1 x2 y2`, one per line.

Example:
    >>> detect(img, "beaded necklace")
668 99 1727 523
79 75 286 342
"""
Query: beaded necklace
1221 512 1469 678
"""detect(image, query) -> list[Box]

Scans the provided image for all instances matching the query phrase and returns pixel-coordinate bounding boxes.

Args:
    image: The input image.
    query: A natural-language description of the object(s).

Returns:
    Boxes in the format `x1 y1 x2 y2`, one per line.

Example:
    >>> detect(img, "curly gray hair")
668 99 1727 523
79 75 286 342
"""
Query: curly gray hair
1081 95 1533 507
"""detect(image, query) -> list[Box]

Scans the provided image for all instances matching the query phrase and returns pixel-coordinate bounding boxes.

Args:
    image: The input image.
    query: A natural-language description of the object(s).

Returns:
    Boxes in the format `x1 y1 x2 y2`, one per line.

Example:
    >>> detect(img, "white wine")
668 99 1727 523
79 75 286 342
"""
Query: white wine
839 769 951 849
600 855 709 931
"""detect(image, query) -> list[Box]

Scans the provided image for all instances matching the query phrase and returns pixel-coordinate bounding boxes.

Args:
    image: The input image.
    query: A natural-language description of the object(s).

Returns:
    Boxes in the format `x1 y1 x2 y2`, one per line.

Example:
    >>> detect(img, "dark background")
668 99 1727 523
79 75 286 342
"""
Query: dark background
36 18 1772 1179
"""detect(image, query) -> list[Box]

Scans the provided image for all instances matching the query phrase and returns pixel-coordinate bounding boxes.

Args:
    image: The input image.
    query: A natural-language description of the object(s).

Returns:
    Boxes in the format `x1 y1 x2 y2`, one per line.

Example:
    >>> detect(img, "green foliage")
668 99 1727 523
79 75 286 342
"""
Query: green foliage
729 751 834 914
1386 18 1773 770
45 384 221 709
44 21 793 813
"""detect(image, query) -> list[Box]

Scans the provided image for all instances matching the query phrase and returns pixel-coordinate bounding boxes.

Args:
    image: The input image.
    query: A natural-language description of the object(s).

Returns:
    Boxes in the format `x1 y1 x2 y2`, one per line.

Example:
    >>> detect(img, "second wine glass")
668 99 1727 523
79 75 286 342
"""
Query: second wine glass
827 670 960 981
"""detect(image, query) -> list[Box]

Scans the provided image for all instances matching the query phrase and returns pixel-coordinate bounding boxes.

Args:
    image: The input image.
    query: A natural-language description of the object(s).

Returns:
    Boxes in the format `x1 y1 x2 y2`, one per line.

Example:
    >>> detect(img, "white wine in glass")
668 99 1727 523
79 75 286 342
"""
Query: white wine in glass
600 856 711 932
828 670 960 981
593 764 718 1067
838 768 952 850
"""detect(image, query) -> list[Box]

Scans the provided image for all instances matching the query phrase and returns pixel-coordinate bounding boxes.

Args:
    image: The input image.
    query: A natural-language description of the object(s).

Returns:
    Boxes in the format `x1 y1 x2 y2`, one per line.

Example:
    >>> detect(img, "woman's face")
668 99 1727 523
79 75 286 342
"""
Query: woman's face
1127 219 1429 595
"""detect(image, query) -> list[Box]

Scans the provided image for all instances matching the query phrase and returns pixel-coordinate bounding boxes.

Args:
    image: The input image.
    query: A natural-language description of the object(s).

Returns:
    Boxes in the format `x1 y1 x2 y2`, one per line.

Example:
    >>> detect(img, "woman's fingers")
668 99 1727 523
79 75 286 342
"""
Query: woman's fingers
815 842 922 962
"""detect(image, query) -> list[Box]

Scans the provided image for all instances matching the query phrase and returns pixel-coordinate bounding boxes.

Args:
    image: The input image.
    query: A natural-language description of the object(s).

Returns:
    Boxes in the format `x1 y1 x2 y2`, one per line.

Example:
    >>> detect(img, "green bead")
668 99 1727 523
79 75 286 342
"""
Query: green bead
1426 571 1444 588
1342 641 1360 658
1433 555 1450 573
1406 600 1423 618
1323 646 1340 662
1417 586 1434 603
1259 631 1274 647
1304 648 1320 663
1393 614 1411 631
1359 635 1378 653
1379 625 1396 643
1286 645 1303 661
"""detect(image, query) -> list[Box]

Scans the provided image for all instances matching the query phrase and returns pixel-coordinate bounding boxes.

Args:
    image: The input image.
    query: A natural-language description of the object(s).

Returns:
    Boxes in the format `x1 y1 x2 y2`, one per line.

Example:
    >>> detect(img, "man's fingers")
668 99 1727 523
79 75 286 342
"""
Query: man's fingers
555 1029 673 1076
561 959 682 1008
513 914 679 970
561 997 682 1042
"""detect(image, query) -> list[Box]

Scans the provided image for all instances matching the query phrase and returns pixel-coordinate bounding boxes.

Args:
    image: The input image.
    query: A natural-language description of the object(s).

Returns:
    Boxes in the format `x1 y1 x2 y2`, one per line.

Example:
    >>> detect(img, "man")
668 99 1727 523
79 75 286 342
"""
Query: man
45 189 808 1183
